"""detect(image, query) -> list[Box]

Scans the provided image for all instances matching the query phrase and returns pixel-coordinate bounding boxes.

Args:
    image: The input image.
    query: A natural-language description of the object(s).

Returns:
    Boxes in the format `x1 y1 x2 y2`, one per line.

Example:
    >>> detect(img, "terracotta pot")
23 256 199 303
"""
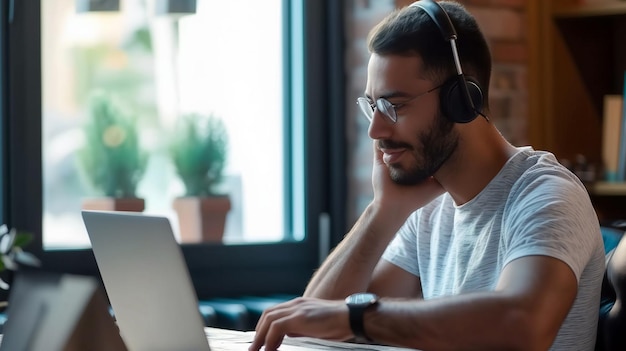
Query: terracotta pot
81 198 145 212
172 196 231 243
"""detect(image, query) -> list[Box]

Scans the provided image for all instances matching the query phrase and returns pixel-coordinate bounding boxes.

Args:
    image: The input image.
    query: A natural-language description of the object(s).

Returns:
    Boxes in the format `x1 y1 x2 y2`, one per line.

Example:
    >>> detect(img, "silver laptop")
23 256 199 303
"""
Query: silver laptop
82 210 211 351
82 210 413 351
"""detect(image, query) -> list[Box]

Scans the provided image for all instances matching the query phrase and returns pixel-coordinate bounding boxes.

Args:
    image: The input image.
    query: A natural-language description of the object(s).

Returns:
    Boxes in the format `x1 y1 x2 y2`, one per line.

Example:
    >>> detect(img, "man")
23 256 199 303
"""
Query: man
250 1 605 350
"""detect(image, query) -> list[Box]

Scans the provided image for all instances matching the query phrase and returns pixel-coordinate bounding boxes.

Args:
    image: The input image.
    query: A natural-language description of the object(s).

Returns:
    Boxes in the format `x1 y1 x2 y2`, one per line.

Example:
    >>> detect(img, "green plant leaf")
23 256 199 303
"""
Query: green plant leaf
12 232 33 249
76 91 148 198
14 251 41 268
1 255 17 271
170 113 228 196
0 277 8 290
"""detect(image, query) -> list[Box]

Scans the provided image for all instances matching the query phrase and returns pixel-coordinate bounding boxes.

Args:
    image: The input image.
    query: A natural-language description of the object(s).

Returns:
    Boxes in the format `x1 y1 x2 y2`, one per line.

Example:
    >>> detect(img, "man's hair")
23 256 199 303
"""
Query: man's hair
367 1 491 108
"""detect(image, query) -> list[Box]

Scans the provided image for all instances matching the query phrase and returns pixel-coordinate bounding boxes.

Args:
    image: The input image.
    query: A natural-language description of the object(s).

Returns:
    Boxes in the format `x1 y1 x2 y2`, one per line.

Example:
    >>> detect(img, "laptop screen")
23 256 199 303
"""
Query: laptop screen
82 210 210 351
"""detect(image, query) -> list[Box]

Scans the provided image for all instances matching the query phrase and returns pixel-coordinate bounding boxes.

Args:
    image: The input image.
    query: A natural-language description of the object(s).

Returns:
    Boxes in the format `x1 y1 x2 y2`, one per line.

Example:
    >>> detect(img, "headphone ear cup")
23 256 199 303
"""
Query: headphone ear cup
439 78 484 123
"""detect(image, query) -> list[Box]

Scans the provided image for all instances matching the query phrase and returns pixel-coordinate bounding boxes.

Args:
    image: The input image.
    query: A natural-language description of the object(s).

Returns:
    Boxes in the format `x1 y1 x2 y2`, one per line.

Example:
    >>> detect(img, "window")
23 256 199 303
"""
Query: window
43 0 291 248
4 0 346 298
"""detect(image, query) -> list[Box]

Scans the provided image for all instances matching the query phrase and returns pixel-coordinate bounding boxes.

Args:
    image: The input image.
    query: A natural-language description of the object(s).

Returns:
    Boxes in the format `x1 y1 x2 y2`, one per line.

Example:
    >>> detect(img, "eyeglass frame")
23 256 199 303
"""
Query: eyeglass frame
356 84 442 124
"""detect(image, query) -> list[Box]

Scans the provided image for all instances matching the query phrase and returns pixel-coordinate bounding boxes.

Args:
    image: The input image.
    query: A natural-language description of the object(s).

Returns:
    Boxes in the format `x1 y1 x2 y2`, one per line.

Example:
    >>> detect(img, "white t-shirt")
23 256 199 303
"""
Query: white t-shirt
382 147 605 351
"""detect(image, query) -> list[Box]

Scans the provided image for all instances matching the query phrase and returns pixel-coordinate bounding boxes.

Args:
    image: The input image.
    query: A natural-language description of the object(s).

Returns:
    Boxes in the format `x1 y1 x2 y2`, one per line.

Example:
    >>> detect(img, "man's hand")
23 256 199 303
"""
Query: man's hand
249 297 352 351
372 141 445 220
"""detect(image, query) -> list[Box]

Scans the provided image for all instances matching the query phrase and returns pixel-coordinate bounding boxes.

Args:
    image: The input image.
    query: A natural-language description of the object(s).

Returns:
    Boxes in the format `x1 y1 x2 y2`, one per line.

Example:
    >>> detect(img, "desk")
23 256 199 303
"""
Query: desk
206 327 417 351
0 328 417 351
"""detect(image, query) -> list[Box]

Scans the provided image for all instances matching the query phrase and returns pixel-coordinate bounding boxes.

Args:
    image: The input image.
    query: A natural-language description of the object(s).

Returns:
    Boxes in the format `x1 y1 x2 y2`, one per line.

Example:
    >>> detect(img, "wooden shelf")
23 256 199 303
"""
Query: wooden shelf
530 0 626 218
552 3 626 118
589 182 626 196
553 1 626 18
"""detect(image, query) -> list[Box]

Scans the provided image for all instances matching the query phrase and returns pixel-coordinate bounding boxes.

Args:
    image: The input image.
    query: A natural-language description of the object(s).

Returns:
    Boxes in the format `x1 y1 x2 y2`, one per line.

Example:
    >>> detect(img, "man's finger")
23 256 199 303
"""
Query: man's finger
250 302 302 350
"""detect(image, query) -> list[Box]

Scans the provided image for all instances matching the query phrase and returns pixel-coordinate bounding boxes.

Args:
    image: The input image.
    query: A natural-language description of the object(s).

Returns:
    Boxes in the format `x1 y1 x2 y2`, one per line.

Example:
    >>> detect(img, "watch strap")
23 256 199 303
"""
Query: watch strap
348 305 372 342
346 294 379 342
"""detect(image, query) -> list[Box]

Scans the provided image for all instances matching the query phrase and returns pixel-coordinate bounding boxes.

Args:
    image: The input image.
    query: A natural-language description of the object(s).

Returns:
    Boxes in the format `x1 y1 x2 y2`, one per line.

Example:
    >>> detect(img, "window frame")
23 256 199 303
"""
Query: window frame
3 0 347 300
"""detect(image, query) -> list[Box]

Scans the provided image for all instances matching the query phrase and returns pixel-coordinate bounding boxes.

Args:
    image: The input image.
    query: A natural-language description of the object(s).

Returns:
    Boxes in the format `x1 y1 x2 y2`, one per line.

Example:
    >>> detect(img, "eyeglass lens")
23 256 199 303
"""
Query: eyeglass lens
356 97 396 123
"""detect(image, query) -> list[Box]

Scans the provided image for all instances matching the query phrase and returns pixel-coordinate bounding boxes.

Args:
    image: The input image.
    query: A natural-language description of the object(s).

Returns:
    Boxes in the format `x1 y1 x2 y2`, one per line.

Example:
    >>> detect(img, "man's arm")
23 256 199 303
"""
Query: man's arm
303 204 422 299
250 255 577 351
303 176 441 299
305 143 442 299
365 255 577 351
369 260 423 298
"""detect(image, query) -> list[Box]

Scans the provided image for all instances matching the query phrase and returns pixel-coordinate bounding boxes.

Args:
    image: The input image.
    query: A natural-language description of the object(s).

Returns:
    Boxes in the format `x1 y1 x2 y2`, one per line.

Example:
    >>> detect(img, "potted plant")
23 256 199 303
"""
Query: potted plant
170 113 230 243
77 91 148 212
0 225 40 291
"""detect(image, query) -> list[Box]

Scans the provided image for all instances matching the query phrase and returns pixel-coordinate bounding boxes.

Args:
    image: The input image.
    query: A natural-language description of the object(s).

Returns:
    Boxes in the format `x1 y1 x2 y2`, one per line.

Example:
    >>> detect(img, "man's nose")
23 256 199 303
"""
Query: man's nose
367 110 393 140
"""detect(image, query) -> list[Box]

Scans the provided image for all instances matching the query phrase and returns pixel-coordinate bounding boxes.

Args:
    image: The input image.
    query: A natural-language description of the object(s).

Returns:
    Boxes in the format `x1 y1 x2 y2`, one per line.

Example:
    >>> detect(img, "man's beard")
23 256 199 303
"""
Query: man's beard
385 110 459 185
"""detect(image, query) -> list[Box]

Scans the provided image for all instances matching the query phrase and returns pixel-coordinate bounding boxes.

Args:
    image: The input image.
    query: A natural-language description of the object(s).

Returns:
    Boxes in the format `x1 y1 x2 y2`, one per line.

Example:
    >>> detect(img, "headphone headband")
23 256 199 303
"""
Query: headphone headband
410 0 456 41
409 0 477 116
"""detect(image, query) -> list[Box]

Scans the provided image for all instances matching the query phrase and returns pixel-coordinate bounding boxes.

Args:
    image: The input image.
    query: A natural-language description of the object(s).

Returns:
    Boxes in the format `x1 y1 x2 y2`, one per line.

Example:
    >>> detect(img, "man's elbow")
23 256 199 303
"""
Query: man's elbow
500 308 561 351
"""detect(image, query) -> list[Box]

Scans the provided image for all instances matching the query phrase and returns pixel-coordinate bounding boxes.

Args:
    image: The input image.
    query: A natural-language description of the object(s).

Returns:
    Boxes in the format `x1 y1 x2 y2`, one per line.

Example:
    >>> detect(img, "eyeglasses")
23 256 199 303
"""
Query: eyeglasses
356 85 442 124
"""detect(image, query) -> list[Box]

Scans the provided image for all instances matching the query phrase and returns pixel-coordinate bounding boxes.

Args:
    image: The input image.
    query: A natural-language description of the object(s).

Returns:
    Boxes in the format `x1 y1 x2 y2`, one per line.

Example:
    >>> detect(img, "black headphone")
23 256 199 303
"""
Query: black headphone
410 0 484 123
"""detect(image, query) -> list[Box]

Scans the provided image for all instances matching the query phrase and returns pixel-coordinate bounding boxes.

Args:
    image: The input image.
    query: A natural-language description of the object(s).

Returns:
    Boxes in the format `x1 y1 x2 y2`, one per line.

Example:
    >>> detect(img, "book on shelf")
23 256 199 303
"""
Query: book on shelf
618 71 626 182
591 181 626 196
602 94 623 181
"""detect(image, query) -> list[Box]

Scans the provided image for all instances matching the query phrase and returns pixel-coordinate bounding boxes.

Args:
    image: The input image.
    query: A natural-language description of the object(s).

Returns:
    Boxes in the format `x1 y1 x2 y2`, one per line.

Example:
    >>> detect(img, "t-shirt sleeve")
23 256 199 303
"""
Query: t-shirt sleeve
382 212 421 277
503 173 601 281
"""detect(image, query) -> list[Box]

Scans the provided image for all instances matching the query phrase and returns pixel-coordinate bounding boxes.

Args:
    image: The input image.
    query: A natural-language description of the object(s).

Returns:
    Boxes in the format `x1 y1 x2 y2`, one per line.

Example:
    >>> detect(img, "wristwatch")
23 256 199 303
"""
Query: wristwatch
345 292 379 342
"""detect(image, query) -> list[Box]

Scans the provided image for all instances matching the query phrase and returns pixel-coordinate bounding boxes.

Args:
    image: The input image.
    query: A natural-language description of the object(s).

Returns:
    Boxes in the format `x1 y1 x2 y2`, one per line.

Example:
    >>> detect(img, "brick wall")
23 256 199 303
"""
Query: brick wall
344 0 529 223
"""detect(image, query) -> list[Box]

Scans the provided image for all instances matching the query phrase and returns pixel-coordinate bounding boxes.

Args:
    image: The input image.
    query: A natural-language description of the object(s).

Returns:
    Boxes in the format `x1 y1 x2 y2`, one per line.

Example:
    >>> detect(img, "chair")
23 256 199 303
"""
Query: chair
597 226 626 351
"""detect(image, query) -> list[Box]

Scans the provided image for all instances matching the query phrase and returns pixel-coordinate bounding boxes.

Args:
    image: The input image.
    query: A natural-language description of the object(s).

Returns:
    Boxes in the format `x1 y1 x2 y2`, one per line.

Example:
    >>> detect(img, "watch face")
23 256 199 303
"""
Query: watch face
346 293 378 306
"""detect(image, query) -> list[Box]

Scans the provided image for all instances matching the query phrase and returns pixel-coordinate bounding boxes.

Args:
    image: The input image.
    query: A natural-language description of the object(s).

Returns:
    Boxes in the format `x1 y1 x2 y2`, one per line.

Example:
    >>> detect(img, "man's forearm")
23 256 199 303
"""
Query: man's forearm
303 204 404 299
366 294 554 351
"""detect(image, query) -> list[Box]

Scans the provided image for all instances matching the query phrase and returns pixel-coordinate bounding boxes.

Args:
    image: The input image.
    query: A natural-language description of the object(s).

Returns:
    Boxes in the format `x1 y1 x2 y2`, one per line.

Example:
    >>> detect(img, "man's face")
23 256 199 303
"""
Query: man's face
365 53 459 185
